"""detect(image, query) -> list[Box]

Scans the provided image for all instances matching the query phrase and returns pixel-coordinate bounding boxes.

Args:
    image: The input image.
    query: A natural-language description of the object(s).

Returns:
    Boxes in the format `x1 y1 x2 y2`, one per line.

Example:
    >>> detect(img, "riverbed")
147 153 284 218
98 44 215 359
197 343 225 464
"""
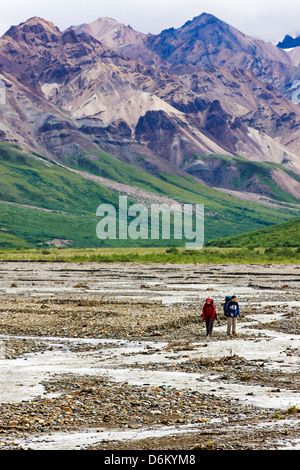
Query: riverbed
0 261 299 450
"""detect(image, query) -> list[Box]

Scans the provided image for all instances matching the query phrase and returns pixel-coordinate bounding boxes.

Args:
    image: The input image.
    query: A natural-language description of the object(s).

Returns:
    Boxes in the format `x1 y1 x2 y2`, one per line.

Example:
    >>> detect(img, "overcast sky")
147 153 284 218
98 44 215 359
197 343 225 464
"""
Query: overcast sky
0 0 300 44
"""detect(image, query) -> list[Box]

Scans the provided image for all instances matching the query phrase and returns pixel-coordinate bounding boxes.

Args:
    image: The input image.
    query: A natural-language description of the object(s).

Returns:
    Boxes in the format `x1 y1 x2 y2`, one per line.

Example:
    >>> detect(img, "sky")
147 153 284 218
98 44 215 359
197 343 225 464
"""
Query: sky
1 0 300 44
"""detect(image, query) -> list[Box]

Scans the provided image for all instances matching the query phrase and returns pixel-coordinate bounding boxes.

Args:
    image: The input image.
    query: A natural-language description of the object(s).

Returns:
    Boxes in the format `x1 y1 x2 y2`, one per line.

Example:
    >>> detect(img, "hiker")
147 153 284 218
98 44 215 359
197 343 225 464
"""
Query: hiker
225 295 240 336
202 297 217 338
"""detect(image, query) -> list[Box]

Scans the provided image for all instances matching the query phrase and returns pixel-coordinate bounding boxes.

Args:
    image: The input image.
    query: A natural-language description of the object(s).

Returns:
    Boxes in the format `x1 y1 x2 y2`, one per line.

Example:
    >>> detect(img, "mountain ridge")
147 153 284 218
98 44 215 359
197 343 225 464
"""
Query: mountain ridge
2 14 300 170
277 34 300 49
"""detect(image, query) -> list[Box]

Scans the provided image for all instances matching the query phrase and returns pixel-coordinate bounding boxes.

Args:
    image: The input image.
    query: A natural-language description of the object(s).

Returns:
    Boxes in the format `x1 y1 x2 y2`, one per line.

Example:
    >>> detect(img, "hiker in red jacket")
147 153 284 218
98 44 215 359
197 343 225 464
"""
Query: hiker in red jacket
202 298 217 338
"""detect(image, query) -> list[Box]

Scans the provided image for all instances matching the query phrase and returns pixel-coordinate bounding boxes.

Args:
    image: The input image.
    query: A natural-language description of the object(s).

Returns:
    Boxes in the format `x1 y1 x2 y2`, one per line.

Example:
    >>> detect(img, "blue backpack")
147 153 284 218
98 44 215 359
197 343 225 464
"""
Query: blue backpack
223 296 232 317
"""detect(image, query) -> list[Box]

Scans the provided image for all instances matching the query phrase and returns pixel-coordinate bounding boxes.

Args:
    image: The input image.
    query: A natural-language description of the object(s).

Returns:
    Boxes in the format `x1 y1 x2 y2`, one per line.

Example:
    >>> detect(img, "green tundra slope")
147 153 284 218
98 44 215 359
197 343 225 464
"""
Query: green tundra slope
0 142 299 249
207 218 300 247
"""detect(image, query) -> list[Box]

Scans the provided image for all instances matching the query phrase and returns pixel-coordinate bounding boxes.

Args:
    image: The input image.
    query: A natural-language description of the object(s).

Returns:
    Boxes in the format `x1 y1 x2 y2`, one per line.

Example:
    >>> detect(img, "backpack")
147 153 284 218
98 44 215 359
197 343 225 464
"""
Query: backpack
223 295 232 317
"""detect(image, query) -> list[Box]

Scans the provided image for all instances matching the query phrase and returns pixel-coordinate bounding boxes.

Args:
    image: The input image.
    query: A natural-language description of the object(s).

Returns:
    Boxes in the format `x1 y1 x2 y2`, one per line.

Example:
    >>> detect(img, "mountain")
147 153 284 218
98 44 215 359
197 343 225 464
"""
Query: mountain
277 35 300 49
73 14 292 84
1 16 300 171
0 14 300 248
0 17 223 169
71 17 165 67
185 154 300 204
275 33 300 103
145 12 300 107
146 13 291 78
73 14 300 130
71 17 146 49
69 15 300 171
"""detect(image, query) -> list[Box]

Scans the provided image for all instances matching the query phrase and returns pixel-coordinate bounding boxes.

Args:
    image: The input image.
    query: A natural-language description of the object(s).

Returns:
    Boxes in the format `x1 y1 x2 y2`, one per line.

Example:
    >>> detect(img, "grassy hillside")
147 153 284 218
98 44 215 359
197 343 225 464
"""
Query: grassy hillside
68 150 299 236
0 142 299 249
70 150 300 205
207 218 300 247
0 143 119 213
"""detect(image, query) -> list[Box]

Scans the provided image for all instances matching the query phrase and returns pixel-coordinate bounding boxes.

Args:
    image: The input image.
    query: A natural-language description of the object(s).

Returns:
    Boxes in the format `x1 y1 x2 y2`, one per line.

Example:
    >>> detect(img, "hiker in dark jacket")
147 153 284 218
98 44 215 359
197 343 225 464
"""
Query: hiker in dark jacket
225 295 240 336
202 298 217 338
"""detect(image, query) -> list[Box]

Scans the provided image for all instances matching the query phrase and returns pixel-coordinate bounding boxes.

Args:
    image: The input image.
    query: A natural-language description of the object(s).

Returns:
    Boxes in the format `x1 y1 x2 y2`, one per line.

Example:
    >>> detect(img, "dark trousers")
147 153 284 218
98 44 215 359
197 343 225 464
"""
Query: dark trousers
205 318 215 337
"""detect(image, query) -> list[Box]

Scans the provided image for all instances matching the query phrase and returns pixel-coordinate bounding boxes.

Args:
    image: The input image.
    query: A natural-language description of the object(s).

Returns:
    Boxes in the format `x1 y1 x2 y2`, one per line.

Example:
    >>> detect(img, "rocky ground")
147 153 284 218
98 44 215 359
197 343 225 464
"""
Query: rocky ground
0 261 299 451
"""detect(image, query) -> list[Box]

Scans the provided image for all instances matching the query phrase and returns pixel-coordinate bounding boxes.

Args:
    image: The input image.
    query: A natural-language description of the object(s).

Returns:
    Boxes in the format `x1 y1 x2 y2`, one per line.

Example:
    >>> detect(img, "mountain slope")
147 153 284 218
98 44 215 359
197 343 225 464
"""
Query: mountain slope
184 154 300 204
145 13 300 122
207 218 300 247
68 15 300 173
4 19 300 171
277 35 300 49
0 142 120 213
0 17 232 166
1 15 300 171
0 142 298 249
70 17 165 67
146 13 293 84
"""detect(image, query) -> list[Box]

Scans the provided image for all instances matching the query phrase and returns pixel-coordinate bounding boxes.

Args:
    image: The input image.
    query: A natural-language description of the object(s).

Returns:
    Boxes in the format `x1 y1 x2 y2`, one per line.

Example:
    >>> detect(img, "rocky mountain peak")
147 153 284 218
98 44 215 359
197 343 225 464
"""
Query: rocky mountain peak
19 16 59 32
146 11 291 77
70 16 146 49
3 16 61 43
0 16 109 87
182 12 224 28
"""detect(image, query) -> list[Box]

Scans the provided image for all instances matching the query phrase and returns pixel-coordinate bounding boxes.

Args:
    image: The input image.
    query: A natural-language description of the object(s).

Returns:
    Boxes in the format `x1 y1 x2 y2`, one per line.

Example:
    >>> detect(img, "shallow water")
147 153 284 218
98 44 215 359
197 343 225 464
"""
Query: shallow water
1 314 299 409
9 423 207 450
